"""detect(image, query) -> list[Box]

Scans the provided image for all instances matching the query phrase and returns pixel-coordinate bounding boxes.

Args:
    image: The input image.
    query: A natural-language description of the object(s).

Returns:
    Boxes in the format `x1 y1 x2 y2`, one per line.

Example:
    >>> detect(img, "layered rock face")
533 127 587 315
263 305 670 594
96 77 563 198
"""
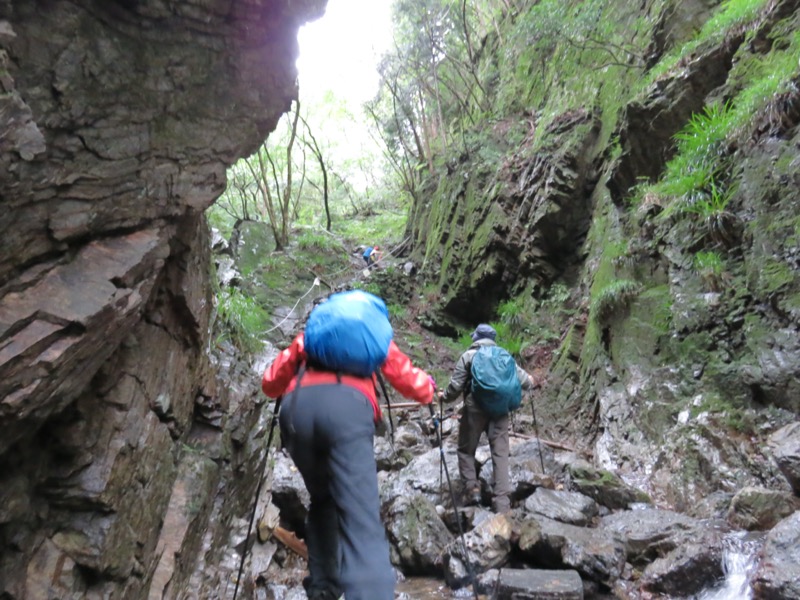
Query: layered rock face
0 0 324 597
410 0 800 511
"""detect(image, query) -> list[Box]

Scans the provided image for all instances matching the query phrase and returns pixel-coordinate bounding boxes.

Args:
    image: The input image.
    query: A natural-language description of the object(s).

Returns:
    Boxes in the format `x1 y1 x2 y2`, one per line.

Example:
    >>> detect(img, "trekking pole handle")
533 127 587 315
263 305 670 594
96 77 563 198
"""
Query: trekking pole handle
427 403 441 430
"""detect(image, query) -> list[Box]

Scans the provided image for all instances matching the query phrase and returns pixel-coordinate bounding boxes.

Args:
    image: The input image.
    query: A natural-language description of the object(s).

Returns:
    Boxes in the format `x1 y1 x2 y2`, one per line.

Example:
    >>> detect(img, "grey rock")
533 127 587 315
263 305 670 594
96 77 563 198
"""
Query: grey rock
752 511 800 599
523 488 598 526
518 515 626 585
727 486 800 531
443 512 513 588
640 534 724 596
600 507 699 565
479 568 584 599
768 422 800 495
385 494 453 574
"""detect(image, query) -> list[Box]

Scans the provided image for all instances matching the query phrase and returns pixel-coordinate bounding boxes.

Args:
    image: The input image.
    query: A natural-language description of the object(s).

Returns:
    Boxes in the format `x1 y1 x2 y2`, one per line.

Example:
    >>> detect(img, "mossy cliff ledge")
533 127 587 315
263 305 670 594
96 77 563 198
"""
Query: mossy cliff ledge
0 1 324 597
410 0 800 511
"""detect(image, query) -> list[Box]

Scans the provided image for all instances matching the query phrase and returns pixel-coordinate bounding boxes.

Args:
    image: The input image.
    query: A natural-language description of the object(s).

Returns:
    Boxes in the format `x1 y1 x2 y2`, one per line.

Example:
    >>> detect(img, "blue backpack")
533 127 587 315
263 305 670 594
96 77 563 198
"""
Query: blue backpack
362 246 374 260
304 290 393 377
470 345 522 417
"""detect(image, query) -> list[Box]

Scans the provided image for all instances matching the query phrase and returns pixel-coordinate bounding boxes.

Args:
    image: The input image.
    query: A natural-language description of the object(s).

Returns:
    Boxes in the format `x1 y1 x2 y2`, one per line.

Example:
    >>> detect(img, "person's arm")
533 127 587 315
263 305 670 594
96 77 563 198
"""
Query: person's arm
516 364 534 391
261 333 305 398
440 350 472 402
379 341 434 404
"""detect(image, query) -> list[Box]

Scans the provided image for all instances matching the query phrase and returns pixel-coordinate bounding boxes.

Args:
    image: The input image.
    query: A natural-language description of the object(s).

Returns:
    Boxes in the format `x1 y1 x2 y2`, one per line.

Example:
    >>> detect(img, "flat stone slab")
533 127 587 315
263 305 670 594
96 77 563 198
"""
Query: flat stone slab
482 568 583 599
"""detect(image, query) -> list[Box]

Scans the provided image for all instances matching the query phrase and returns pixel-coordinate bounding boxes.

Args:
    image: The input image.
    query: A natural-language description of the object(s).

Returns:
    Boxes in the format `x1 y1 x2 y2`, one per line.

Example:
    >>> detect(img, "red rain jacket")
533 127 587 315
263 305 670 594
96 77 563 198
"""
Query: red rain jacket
261 332 434 422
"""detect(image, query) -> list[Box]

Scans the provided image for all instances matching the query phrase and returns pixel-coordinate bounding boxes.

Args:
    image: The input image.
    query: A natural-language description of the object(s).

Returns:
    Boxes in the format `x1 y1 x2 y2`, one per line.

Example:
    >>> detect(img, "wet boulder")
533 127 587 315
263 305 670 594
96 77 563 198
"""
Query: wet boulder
768 422 800 495
751 511 800 599
567 462 650 510
443 512 513 588
384 493 453 575
270 451 309 530
726 486 800 531
478 568 584 599
379 447 459 507
599 508 700 565
639 534 724 596
374 421 429 471
523 488 599 526
517 516 626 585
479 438 556 504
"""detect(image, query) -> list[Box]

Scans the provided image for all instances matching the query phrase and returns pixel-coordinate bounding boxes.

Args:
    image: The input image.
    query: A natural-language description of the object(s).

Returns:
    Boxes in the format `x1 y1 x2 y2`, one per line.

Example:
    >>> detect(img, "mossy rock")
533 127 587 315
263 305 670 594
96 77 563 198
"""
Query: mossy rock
568 462 651 510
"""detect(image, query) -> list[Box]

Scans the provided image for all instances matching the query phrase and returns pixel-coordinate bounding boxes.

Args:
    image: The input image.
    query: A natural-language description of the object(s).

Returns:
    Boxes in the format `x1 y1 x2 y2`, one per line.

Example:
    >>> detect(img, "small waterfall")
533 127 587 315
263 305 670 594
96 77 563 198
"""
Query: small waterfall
696 531 762 600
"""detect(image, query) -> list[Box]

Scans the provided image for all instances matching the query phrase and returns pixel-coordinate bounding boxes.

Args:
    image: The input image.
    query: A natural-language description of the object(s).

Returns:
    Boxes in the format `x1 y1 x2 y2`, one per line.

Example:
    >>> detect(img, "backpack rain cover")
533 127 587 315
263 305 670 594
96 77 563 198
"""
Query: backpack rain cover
470 345 522 417
304 290 393 377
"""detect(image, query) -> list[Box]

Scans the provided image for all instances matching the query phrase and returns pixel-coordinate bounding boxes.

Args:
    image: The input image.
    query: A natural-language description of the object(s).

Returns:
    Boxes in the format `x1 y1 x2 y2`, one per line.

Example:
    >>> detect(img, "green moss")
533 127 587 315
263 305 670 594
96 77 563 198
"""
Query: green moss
644 0 770 86
758 259 795 295
659 327 719 373
609 285 672 370
590 279 642 323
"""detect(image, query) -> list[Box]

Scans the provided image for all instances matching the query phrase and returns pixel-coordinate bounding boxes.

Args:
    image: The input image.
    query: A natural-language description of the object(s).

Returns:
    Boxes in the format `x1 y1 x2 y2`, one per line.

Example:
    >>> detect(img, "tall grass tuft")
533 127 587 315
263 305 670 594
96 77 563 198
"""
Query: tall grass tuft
590 279 642 322
215 287 270 353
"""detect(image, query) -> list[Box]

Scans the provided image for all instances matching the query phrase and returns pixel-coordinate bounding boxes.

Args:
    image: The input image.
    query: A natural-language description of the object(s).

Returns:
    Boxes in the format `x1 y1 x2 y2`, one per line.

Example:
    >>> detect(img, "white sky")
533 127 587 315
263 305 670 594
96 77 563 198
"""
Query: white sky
297 0 394 105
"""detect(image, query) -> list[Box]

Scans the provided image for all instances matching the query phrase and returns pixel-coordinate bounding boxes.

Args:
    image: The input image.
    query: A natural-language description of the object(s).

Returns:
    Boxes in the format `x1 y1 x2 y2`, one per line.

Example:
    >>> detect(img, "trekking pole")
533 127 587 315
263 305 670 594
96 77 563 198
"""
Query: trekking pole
530 394 545 474
428 404 480 600
375 373 396 453
438 391 444 497
233 398 281 600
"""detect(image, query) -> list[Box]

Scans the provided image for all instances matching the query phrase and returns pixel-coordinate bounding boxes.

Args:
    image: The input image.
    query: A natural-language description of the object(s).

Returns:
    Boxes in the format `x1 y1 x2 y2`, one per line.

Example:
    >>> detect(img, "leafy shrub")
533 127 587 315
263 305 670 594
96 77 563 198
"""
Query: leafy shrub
387 303 407 321
352 280 382 297
296 230 341 251
498 297 526 332
491 321 524 358
215 287 269 353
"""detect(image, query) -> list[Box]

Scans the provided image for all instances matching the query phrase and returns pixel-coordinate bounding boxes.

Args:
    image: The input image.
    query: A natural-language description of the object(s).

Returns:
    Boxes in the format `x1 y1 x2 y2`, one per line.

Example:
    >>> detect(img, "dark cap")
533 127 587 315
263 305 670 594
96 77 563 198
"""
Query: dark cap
470 323 496 342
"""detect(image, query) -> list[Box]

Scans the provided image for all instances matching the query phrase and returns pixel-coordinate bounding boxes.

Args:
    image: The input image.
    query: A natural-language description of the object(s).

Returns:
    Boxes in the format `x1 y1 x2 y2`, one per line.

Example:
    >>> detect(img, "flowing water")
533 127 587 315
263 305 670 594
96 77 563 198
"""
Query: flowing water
396 578 474 599
397 529 763 600
695 531 763 600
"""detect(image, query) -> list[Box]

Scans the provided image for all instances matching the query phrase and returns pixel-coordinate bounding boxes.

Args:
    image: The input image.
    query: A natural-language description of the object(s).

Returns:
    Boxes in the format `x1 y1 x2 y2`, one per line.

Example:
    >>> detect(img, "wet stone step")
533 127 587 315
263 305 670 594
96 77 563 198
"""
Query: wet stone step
480 568 584 599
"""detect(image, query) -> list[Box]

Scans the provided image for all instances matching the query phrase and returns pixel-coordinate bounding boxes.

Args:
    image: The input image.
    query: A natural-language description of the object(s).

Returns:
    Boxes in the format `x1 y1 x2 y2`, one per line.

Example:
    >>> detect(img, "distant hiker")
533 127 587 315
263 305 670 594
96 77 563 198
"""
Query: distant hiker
362 245 381 268
261 290 435 600
438 323 533 513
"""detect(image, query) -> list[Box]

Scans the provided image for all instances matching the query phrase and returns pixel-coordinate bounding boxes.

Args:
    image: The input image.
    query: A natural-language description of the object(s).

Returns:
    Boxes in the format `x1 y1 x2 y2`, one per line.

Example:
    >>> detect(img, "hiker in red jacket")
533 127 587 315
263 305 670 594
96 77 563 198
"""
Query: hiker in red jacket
262 308 434 600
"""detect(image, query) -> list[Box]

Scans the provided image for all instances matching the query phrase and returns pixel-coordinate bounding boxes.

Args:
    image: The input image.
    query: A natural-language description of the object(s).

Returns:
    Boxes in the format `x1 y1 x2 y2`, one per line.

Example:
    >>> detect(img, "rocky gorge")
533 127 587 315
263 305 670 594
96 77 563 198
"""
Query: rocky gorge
2 0 800 599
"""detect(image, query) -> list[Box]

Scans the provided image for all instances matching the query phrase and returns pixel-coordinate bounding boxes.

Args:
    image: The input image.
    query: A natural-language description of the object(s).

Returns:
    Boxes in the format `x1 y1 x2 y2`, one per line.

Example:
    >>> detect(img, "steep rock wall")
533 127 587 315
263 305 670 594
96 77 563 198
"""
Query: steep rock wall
0 0 324 597
411 0 800 510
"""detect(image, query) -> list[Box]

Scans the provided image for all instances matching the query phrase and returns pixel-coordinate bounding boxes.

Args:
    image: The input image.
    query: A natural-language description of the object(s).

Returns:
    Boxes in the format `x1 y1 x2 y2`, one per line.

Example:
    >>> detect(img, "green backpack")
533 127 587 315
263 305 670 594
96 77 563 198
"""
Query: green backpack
469 345 522 417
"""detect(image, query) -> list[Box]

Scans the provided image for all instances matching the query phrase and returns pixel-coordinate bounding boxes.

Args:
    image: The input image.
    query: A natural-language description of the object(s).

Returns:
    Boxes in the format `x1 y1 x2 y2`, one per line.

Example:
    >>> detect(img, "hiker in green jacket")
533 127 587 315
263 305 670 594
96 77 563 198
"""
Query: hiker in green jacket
439 323 533 513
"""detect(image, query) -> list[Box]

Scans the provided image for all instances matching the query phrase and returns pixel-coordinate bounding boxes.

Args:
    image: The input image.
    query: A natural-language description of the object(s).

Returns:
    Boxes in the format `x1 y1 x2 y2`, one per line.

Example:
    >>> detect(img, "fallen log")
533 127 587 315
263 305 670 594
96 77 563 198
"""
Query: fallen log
257 504 308 560
380 402 423 410
509 431 578 453
271 526 308 561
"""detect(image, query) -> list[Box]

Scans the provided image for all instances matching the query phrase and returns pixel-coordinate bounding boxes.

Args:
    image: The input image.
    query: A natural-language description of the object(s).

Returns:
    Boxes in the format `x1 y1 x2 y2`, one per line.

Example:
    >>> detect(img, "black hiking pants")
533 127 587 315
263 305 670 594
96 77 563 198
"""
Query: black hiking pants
279 383 394 600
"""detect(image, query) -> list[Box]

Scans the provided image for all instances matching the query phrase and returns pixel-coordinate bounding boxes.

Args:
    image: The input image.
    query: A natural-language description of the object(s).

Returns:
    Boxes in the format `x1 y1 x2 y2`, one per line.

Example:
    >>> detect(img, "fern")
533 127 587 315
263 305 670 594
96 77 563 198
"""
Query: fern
590 279 641 322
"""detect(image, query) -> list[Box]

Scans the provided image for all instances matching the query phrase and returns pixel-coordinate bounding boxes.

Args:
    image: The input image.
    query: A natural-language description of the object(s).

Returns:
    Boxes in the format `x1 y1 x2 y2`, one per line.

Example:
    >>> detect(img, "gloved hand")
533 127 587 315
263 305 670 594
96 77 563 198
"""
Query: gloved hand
427 404 440 431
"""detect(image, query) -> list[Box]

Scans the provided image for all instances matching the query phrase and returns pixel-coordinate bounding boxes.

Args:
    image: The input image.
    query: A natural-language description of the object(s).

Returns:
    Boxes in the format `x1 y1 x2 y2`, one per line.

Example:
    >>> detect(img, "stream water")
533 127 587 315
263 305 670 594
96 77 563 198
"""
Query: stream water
695 531 763 600
396 529 764 599
396 578 472 599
